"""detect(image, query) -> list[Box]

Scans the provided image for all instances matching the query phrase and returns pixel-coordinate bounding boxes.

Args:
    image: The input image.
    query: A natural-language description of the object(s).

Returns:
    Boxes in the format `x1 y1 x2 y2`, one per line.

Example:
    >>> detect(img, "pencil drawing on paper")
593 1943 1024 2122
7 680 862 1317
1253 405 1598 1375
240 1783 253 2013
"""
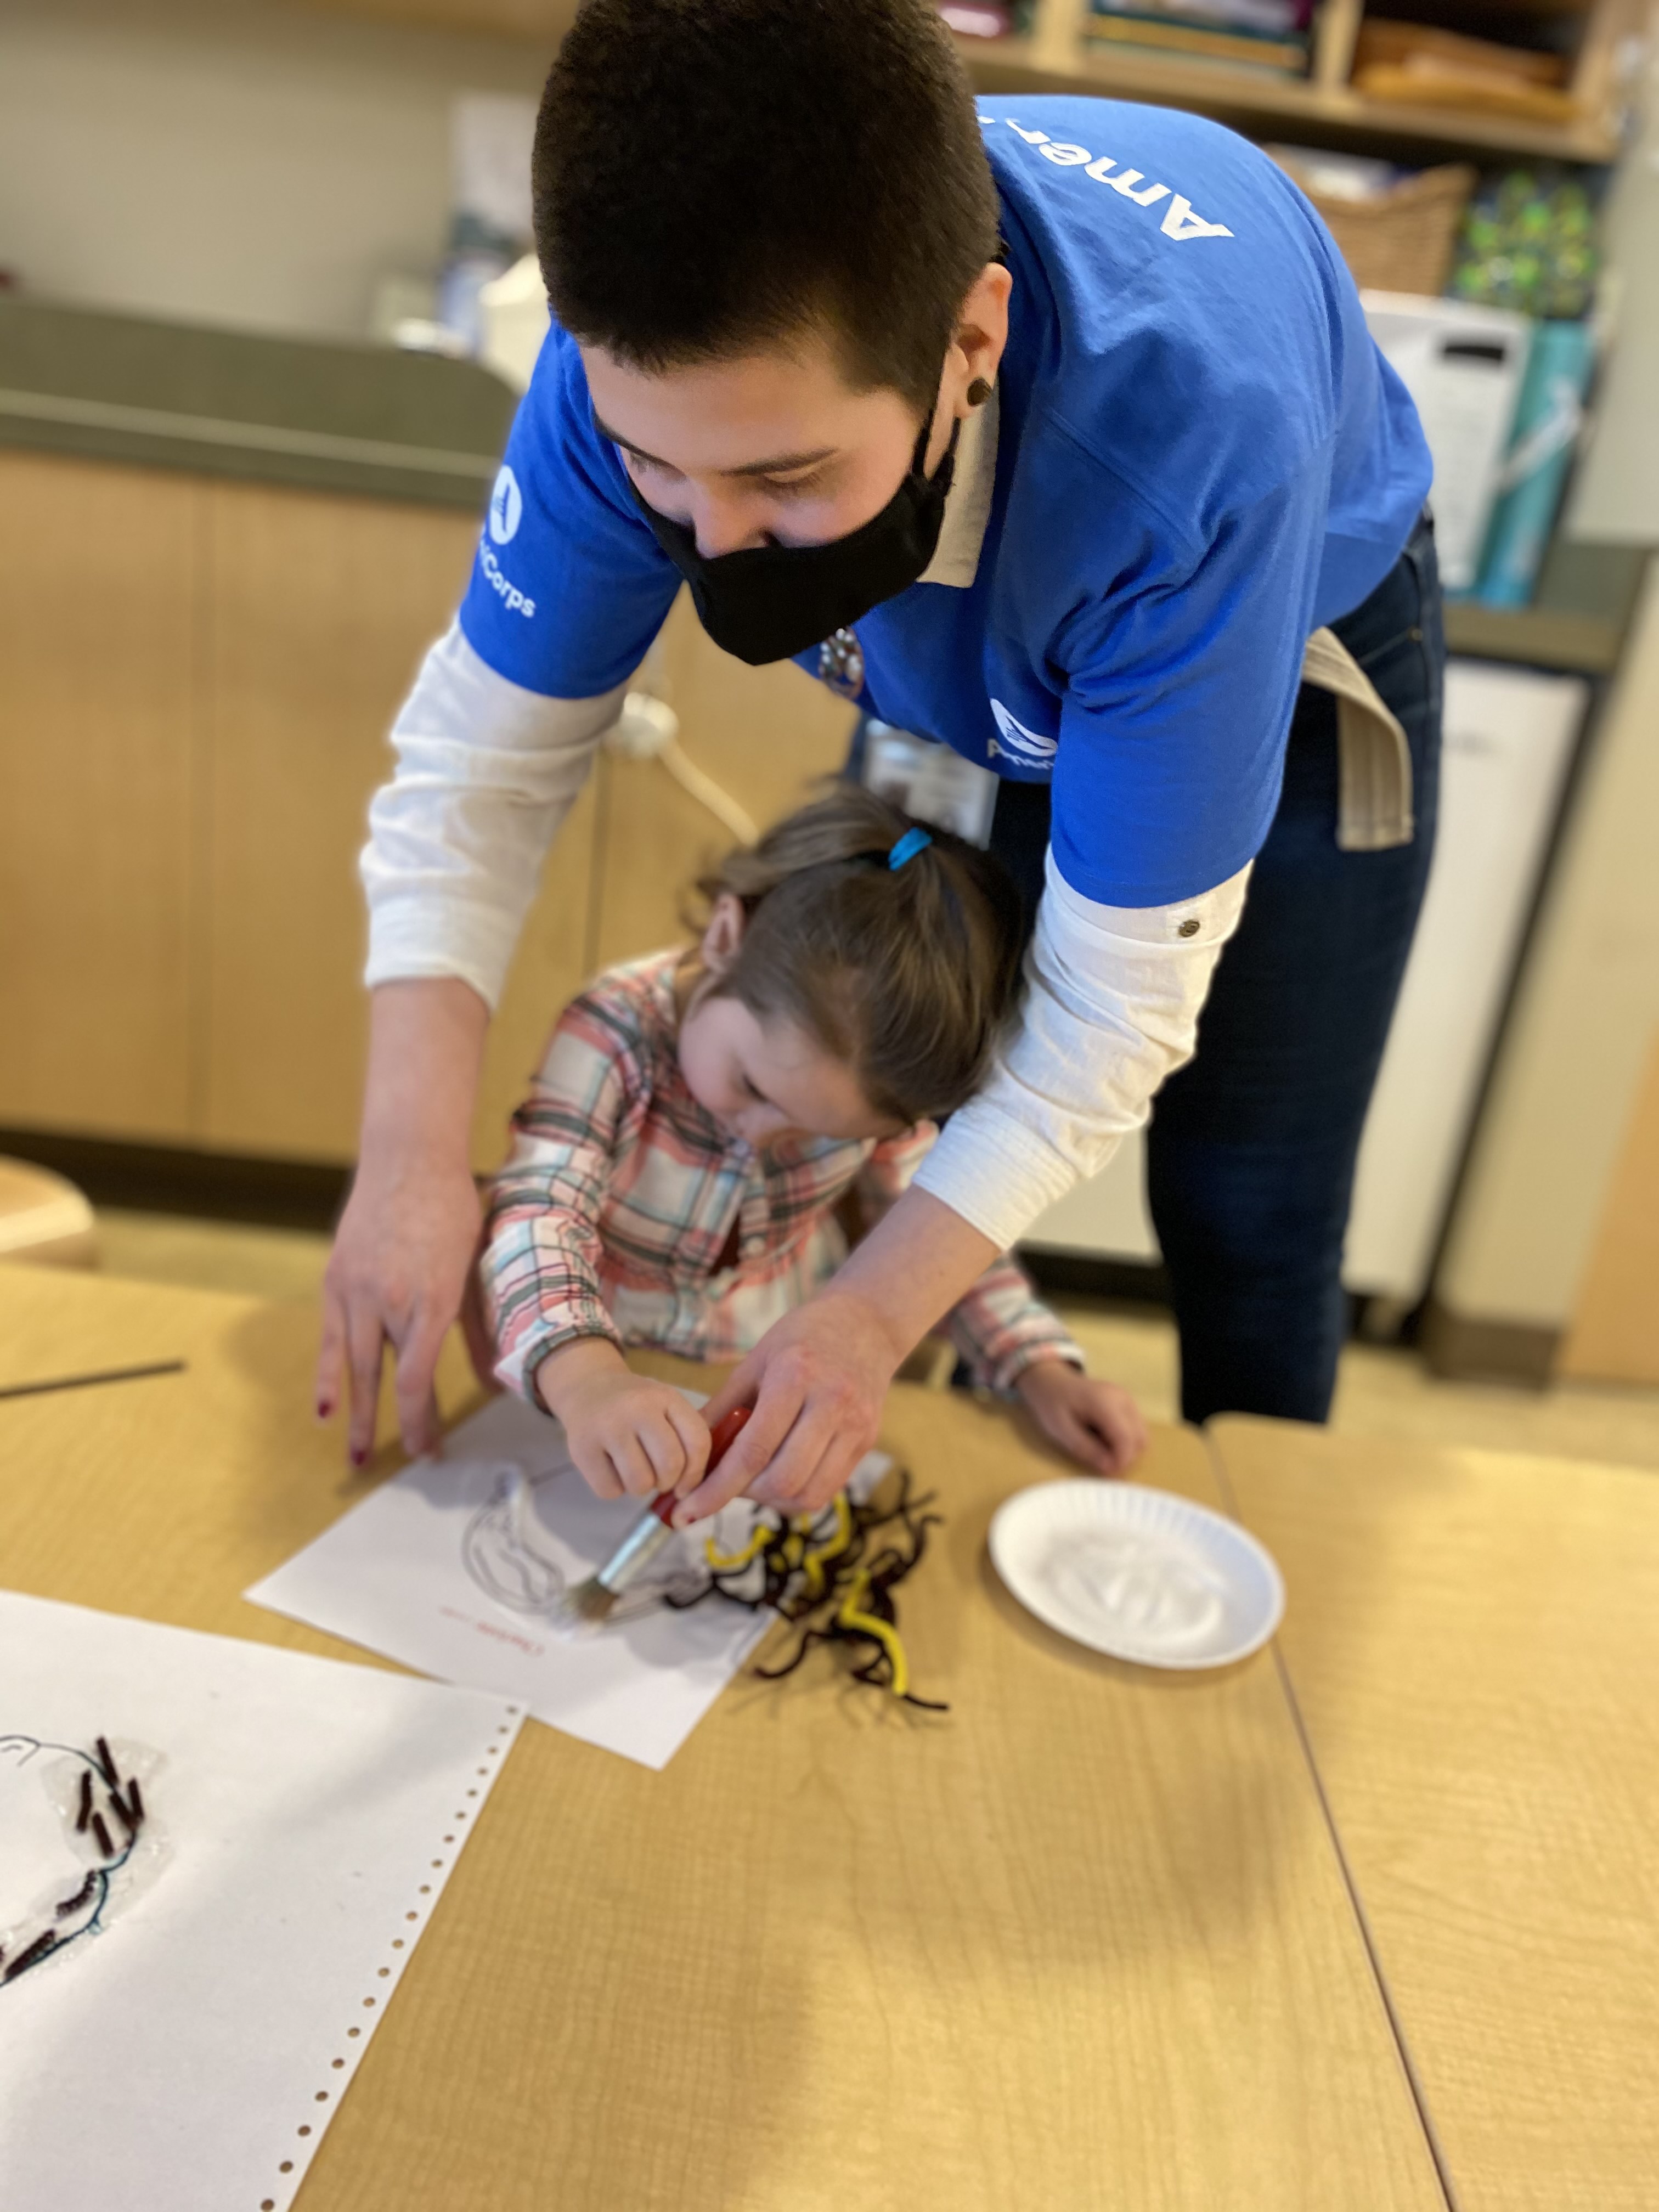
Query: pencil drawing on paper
461 1468 569 1616
458 1464 703 1628
1 1733 157 1986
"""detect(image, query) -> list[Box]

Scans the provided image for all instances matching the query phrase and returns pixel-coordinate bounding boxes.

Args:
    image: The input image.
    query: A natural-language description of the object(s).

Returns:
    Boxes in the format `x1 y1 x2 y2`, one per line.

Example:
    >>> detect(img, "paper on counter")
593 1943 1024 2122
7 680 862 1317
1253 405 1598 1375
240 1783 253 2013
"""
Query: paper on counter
0 1589 522 2212
248 1394 881 1770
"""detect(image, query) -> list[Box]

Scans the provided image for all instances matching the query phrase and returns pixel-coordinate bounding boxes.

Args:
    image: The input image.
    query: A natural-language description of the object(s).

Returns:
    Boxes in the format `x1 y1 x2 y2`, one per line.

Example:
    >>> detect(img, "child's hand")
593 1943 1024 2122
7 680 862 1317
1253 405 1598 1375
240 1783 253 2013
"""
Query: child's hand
1014 1361 1147 1477
535 1341 710 1502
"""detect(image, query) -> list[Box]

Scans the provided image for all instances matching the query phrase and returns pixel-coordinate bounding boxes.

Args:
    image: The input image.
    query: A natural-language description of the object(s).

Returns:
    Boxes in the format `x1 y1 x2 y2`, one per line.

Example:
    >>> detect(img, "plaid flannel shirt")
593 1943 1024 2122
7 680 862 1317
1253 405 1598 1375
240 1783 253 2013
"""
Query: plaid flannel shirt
482 952 1082 1403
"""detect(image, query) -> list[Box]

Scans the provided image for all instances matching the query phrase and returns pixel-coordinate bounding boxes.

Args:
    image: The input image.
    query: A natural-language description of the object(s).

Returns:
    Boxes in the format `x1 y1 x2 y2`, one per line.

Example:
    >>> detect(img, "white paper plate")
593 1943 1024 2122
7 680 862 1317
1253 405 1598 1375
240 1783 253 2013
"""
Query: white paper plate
988 1481 1284 1670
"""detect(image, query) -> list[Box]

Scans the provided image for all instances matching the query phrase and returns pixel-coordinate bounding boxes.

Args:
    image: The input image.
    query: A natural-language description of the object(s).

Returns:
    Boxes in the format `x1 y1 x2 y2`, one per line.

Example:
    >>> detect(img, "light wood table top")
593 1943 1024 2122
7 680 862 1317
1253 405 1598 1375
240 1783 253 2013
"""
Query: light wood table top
1210 1417 1659 2212
0 1268 1445 2211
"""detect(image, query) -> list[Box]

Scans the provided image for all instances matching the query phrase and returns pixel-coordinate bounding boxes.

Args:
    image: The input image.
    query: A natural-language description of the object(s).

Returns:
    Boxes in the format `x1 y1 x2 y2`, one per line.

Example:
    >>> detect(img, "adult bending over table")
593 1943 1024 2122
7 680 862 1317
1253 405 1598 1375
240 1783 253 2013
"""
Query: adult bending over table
318 0 1441 1521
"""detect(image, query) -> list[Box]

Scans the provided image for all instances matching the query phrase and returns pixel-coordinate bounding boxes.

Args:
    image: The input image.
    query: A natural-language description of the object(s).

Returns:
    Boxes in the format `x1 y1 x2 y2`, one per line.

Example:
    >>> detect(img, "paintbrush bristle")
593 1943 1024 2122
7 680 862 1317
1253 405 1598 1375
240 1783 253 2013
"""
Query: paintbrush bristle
558 1573 622 1630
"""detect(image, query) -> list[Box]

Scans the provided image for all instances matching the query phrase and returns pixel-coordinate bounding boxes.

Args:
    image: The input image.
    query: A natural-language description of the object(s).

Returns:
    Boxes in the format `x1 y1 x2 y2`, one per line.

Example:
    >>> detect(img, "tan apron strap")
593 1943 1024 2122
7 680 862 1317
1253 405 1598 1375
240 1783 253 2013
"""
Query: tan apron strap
1301 627 1415 852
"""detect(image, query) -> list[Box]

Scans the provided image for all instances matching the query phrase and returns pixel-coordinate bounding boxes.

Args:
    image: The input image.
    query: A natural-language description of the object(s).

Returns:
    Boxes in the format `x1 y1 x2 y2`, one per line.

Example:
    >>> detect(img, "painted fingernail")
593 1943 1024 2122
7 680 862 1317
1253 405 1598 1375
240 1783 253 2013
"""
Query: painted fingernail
316 1398 334 1421
351 1446 368 1468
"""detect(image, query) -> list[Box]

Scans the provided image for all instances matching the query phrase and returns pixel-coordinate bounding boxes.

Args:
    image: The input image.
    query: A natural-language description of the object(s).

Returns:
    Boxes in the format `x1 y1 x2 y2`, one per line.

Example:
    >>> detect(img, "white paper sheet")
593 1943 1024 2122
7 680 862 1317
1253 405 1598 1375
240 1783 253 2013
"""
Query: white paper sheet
0 1589 522 2212
248 1395 884 1770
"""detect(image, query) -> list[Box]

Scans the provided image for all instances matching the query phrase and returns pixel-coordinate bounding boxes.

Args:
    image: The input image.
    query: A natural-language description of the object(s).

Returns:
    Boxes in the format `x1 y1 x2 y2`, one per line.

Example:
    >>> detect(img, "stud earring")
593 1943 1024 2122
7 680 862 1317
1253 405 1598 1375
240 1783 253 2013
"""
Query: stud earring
966 377 993 407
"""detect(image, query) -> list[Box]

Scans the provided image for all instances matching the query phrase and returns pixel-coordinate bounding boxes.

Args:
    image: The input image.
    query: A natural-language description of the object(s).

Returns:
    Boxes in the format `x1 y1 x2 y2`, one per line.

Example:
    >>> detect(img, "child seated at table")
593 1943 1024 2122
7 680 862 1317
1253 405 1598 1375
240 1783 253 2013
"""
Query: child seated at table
477 787 1145 1508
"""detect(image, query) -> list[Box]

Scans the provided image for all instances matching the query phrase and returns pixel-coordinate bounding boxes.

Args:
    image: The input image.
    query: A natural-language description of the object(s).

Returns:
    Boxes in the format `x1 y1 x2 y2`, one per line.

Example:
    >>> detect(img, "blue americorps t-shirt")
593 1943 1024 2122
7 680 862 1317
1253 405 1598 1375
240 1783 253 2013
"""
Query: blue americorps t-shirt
459 97 1431 907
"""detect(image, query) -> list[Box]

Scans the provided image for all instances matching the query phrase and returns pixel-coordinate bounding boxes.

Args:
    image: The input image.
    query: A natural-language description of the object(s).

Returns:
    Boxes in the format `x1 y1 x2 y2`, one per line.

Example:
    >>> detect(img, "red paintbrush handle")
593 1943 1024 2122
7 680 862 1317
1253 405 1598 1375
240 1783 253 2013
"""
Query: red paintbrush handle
649 1403 752 1523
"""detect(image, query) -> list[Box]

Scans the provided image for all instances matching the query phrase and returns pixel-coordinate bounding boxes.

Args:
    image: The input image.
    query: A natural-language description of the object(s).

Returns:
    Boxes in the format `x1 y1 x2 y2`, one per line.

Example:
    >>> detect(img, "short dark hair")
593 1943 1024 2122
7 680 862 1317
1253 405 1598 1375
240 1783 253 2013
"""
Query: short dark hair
533 0 1000 410
694 786 1024 1126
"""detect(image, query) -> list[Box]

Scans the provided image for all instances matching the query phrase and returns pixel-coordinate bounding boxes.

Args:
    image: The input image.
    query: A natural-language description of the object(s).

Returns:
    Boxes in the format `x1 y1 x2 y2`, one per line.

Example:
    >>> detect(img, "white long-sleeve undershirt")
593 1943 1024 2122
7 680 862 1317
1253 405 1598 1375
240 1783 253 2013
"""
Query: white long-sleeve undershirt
361 625 1248 1247
913 849 1248 1250
362 622 627 1008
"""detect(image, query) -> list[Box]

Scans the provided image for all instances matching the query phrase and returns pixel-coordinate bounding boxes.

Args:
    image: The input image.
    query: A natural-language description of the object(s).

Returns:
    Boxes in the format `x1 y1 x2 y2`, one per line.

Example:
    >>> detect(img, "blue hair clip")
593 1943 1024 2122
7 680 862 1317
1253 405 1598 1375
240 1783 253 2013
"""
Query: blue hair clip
888 826 933 870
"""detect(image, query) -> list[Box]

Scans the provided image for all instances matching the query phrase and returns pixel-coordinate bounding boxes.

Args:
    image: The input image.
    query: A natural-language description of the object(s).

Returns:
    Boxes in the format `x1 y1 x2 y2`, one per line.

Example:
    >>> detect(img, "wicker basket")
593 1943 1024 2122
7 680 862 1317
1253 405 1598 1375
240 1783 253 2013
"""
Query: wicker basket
1276 159 1478 297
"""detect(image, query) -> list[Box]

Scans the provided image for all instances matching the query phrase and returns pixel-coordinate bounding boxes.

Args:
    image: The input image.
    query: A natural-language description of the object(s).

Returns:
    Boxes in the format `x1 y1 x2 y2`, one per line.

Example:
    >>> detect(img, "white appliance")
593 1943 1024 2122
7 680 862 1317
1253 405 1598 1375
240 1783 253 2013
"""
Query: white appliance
478 252 551 393
1362 292 1532 589
1023 659 1589 1304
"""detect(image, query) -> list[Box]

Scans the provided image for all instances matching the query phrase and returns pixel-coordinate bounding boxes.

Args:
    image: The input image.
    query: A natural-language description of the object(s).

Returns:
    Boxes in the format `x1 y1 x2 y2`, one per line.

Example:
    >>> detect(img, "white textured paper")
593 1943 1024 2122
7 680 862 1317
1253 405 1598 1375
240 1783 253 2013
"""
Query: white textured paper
0 1589 522 2212
248 1396 879 1770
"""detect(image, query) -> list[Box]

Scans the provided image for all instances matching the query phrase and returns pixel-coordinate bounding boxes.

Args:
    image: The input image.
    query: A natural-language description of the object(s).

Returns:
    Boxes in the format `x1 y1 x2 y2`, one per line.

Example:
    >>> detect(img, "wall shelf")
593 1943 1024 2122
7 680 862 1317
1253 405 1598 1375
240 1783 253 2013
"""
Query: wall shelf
1442 602 1626 674
298 0 1629 164
1440 544 1652 675
957 35 1621 164
955 0 1630 165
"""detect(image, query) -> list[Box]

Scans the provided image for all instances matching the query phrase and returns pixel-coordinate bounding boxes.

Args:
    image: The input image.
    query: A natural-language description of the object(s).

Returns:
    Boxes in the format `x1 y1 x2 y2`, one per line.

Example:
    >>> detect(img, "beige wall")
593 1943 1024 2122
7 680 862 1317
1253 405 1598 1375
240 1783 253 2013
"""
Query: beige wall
0 0 550 342
1438 558 1659 1331
1568 21 1659 544
1559 1031 1659 1381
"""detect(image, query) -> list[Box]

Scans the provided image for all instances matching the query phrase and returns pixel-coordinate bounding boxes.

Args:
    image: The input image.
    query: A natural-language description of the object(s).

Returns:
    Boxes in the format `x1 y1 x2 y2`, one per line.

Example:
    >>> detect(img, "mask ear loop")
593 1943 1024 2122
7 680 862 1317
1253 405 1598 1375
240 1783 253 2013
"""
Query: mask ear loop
912 376 969 481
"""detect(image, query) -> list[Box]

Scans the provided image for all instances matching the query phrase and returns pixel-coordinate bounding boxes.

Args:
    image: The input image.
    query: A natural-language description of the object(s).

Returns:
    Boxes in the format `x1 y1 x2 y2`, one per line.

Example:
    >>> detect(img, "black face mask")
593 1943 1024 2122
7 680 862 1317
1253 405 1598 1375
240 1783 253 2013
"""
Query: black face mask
629 410 959 667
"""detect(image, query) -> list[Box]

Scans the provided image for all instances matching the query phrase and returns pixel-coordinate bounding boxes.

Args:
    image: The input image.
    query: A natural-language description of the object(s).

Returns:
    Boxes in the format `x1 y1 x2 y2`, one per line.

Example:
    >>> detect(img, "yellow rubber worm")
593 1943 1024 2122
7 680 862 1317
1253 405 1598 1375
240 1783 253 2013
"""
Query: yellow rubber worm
837 1569 910 1700
799 1492 854 1601
703 1522 772 1573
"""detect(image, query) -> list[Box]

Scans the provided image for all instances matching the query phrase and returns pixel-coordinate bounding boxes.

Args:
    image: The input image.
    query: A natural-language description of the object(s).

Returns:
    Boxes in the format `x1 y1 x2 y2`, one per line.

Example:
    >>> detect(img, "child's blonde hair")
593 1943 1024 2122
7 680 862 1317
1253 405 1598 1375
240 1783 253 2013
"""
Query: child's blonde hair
695 786 1023 1125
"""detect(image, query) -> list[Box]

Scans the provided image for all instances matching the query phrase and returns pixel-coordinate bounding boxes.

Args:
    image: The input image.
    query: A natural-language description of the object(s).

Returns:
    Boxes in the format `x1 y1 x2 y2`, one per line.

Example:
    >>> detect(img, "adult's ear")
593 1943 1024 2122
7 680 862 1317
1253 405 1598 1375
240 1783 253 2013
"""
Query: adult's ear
699 890 748 977
950 262 1012 409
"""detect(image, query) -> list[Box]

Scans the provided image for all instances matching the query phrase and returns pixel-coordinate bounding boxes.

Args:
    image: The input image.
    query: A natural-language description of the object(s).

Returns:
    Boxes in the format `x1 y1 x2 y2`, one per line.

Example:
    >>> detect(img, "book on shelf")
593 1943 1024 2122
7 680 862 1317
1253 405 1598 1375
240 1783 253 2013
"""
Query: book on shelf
1093 0 1310 29
1351 19 1581 123
1082 8 1310 76
938 2 1017 38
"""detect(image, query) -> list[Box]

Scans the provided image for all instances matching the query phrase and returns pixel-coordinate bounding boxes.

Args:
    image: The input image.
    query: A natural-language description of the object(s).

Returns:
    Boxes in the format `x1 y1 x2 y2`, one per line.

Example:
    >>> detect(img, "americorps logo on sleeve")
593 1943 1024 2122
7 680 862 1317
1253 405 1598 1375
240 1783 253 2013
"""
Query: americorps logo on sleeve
989 698 1058 767
488 464 523 545
480 464 535 616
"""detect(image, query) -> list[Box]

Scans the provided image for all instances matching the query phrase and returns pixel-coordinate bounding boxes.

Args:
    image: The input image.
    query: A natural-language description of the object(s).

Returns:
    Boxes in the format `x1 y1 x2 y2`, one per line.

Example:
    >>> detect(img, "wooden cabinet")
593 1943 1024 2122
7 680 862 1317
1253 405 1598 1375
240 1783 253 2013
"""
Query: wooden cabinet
591 596 859 969
0 453 605 1173
0 452 854 1175
0 452 199 1143
202 481 481 1161
204 478 605 1175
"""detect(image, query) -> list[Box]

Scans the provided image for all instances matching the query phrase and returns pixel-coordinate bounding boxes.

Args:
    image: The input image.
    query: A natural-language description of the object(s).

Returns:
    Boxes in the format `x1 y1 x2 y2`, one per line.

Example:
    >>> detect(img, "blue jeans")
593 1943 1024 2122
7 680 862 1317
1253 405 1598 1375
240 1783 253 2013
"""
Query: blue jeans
985 514 1444 1423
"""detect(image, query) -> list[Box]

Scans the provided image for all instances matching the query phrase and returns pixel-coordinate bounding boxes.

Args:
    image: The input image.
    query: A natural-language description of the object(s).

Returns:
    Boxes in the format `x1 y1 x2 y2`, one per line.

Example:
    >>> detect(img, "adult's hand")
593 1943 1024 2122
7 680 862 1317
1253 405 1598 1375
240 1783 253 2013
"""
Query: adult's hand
678 1187 997 1522
676 1290 899 1523
318 1154 481 1463
315 978 489 1463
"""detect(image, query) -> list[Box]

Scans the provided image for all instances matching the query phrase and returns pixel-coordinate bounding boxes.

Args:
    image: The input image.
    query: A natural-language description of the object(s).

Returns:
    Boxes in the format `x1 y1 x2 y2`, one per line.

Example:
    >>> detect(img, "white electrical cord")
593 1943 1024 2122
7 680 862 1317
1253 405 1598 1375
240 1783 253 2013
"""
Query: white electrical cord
610 691 759 847
657 739 759 847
